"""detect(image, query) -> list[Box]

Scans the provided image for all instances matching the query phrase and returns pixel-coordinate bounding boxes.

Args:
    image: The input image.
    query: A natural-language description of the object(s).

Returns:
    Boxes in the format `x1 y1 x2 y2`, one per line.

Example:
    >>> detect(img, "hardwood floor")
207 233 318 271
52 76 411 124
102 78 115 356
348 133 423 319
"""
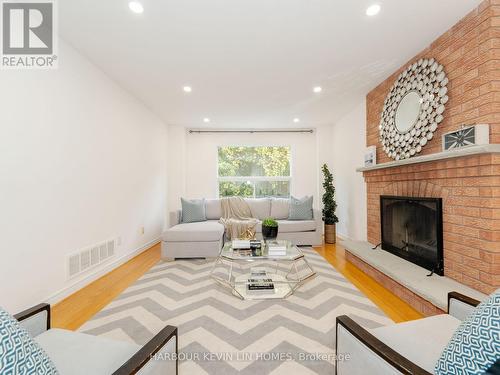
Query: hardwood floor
51 243 161 330
315 241 423 323
51 239 422 330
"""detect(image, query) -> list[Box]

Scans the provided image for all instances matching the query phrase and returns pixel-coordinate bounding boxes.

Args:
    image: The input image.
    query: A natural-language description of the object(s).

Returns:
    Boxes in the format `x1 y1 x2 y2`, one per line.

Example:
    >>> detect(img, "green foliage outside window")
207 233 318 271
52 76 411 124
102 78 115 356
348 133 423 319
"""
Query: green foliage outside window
218 146 291 198
218 146 290 177
218 181 254 197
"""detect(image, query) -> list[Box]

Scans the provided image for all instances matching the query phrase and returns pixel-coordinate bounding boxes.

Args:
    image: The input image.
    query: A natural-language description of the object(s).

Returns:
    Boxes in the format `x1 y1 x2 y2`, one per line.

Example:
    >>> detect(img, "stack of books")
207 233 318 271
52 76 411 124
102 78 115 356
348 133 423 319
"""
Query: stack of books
232 240 262 250
232 240 251 249
246 268 275 295
232 240 262 257
267 240 287 256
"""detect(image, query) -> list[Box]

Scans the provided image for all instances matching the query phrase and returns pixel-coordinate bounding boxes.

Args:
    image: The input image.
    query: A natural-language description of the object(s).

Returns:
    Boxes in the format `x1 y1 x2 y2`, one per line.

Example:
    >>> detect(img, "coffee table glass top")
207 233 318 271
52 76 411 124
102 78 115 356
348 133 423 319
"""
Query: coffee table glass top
210 240 316 300
220 240 302 261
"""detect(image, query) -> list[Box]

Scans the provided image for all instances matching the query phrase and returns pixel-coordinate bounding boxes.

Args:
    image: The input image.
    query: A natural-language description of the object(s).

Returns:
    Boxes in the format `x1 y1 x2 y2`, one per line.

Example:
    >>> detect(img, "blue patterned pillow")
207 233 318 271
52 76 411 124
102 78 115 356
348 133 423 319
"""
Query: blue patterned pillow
288 196 313 220
0 307 58 374
435 289 500 375
181 198 206 223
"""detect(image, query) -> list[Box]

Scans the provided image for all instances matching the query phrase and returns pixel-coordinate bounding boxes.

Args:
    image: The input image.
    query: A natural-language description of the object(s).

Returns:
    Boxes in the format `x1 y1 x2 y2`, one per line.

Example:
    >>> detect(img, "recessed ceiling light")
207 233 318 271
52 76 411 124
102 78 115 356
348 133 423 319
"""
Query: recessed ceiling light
128 1 144 14
203 118 211 123
366 4 381 16
183 86 192 93
293 118 300 123
313 86 322 93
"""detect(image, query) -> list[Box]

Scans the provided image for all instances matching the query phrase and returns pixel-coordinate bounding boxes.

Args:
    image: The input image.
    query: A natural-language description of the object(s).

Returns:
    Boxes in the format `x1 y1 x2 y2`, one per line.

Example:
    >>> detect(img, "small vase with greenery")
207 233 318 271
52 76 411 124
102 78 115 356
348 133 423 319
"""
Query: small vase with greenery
262 218 279 240
322 164 339 244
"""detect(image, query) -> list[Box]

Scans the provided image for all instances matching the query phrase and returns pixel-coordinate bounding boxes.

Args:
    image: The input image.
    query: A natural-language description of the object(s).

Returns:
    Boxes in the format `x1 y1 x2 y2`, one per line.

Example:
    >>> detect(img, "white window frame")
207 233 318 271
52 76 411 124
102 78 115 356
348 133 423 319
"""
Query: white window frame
217 145 292 198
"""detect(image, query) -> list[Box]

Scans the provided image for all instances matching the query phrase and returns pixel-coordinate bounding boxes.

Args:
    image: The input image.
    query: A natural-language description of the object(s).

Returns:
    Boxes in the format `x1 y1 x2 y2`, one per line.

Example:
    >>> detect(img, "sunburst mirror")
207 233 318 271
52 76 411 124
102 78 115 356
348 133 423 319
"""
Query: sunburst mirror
379 58 449 160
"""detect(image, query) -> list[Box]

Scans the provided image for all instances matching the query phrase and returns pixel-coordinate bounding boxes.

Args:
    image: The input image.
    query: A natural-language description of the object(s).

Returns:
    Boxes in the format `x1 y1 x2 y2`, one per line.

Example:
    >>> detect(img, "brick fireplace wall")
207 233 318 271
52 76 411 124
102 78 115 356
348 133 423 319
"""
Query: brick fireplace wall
364 155 500 294
367 0 500 165
364 0 500 294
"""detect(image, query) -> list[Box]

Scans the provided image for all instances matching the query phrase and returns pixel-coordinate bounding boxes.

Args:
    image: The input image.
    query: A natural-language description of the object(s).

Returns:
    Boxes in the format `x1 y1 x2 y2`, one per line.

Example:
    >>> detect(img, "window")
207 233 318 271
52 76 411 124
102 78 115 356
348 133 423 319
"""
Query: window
218 146 291 198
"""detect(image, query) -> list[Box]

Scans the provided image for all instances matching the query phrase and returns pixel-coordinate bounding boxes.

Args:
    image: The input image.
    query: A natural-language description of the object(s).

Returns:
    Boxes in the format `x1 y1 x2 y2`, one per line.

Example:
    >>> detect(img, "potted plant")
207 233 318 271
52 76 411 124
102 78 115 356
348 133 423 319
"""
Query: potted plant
262 218 279 240
322 164 339 244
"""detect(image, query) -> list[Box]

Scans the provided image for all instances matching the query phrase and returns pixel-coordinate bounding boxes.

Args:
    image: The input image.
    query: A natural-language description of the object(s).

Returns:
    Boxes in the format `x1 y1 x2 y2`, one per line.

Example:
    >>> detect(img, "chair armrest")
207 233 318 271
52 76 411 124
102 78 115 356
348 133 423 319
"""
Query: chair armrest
14 303 50 337
112 325 178 375
448 292 480 320
336 316 431 375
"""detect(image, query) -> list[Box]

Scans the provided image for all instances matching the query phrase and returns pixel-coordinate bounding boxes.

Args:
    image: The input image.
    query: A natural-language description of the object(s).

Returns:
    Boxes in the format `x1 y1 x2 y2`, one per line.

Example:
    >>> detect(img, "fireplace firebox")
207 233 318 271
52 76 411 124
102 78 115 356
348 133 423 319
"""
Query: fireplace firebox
380 196 444 275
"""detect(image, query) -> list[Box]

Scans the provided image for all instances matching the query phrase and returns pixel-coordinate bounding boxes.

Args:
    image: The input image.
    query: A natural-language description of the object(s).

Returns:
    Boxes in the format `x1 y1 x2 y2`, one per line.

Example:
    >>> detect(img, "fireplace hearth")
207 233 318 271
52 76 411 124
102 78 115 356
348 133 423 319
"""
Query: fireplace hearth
380 196 444 276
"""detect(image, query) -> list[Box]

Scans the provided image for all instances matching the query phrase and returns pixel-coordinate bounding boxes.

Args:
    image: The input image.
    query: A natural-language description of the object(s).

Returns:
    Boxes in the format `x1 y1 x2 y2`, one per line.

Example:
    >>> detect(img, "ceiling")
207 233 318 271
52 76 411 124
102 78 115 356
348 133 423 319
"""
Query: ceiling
59 0 481 128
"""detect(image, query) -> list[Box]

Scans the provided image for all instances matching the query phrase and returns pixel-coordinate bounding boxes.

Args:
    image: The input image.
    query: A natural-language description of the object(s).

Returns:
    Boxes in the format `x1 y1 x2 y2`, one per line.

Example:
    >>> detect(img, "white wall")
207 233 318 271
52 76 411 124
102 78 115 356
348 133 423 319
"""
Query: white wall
0 40 168 313
167 126 186 219
167 127 322 216
331 100 367 241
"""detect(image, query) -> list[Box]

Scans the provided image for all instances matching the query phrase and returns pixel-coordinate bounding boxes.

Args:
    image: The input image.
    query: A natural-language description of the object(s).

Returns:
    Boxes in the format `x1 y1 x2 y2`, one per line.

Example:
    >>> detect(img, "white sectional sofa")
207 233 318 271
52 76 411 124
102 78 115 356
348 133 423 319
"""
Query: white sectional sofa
161 197 322 259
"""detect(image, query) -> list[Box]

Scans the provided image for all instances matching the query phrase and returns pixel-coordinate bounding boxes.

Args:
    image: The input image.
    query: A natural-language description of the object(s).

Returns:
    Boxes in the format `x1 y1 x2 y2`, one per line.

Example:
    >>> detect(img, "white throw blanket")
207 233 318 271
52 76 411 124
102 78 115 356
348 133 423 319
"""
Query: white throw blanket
219 197 259 240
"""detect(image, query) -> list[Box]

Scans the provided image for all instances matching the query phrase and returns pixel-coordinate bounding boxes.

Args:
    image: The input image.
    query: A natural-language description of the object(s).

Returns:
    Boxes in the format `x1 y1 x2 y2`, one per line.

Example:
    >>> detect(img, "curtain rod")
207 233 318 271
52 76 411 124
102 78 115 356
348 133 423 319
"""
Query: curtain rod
188 129 314 134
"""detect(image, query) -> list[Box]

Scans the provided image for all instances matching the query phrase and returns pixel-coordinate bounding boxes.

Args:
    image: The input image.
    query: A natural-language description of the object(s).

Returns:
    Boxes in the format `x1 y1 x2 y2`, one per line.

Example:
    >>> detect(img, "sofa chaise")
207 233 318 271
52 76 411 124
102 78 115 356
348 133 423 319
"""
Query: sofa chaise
161 197 322 259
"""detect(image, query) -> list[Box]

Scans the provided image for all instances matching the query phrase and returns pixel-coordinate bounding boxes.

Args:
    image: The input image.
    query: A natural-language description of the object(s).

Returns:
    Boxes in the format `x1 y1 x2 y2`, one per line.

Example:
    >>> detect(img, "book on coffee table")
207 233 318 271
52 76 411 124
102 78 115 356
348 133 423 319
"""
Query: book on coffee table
232 240 251 249
233 240 263 250
250 267 267 278
267 240 287 255
247 278 275 294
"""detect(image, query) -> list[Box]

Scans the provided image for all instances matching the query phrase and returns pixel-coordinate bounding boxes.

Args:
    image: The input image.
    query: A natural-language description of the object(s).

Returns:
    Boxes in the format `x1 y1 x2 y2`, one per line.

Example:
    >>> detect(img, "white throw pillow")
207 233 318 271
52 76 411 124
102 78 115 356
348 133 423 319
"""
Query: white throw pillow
205 199 222 220
270 198 290 220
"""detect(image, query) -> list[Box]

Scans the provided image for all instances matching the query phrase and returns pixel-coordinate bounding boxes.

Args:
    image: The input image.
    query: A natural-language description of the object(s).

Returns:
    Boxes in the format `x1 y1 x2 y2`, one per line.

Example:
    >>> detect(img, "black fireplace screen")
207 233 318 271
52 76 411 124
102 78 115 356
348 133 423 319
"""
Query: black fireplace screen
380 196 444 275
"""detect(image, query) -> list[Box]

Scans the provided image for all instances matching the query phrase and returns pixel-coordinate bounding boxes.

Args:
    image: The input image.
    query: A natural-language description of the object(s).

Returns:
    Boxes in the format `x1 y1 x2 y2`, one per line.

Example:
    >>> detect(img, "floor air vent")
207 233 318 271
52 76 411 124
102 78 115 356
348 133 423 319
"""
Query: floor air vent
68 239 116 279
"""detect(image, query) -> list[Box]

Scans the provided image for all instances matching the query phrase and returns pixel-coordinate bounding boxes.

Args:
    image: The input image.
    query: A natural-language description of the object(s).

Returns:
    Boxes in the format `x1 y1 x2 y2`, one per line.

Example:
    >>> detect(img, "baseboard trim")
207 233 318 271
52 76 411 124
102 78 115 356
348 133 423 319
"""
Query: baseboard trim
47 238 160 306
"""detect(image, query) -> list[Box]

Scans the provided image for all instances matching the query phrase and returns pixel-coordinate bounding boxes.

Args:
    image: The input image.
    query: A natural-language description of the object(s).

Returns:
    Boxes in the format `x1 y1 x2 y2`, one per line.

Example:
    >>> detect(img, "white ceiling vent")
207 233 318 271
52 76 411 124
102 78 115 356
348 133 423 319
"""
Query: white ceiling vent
67 238 117 279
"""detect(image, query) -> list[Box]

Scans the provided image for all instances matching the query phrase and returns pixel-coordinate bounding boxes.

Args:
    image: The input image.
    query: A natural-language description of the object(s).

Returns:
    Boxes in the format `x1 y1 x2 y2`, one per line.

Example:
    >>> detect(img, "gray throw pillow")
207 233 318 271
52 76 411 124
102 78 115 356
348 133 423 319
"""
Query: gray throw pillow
181 198 206 223
288 196 313 220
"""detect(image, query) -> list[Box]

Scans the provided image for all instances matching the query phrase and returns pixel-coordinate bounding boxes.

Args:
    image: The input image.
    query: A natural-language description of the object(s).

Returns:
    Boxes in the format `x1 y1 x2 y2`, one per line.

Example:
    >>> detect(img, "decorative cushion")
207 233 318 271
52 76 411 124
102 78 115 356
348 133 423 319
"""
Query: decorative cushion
435 289 500 375
270 198 290 219
205 199 222 220
0 308 58 374
288 196 313 220
181 198 206 223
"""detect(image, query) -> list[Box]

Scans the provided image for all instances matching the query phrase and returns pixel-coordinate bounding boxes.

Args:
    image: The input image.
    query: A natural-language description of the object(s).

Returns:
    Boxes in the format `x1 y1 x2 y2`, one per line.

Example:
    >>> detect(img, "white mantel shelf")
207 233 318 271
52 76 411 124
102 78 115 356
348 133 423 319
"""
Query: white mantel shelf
357 144 500 172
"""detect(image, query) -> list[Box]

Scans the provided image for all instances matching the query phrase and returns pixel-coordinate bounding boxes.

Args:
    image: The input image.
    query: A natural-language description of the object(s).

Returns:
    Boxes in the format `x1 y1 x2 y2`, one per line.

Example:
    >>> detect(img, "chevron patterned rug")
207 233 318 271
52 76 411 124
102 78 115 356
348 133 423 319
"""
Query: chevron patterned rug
79 248 393 374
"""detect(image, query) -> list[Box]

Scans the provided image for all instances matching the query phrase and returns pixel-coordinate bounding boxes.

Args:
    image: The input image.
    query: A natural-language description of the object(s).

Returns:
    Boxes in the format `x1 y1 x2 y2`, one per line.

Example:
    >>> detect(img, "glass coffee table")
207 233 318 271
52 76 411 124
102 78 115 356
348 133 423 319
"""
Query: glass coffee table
210 240 316 300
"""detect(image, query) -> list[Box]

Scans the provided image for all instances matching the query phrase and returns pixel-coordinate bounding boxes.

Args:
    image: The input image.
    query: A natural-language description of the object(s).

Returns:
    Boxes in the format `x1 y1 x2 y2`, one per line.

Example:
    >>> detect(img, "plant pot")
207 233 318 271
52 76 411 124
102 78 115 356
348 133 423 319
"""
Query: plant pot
324 224 336 244
262 225 278 240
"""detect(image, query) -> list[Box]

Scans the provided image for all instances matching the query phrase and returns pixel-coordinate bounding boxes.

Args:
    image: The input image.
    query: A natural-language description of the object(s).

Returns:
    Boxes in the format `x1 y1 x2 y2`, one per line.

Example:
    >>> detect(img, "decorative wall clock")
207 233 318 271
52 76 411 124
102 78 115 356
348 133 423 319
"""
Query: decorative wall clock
442 124 490 151
379 58 448 160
